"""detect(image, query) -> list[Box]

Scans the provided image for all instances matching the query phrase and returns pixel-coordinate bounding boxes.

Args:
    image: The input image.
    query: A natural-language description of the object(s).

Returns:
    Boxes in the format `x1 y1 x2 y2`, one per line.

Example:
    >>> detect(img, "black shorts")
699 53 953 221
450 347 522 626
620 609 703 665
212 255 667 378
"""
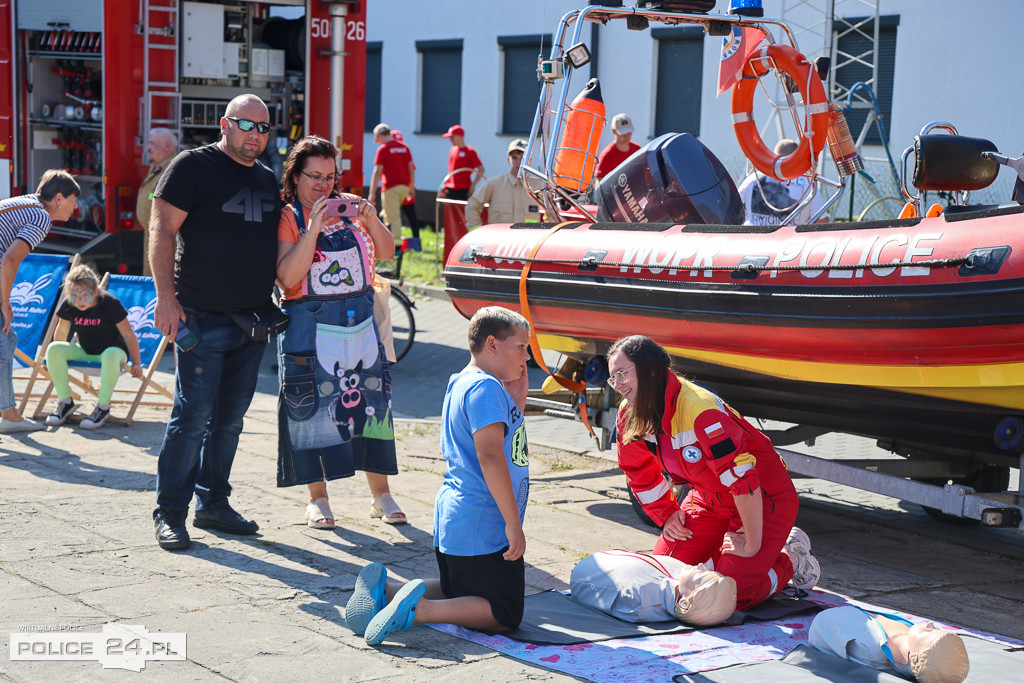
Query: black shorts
435 547 525 629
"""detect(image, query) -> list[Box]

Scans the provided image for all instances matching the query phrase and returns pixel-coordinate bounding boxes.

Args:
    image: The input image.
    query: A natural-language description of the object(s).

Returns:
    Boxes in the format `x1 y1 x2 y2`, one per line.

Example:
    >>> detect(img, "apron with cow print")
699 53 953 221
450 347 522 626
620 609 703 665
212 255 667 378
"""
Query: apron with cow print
277 203 397 487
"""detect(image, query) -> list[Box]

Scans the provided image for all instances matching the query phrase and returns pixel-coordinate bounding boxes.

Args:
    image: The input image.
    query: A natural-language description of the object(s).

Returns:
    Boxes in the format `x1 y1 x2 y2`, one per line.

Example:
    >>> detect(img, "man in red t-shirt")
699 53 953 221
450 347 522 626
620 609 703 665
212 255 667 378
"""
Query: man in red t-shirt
368 123 415 240
441 124 485 201
595 113 641 183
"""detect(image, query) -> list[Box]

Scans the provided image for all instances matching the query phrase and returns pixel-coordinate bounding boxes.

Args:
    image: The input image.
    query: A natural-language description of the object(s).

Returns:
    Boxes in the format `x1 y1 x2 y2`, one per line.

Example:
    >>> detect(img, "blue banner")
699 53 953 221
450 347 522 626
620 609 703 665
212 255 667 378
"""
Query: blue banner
107 275 163 365
9 253 69 369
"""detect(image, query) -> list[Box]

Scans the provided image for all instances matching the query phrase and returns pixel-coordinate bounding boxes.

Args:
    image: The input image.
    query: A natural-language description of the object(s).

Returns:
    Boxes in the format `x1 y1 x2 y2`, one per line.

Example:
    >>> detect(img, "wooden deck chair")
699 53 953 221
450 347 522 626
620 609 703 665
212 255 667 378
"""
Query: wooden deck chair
32 274 172 426
12 252 80 413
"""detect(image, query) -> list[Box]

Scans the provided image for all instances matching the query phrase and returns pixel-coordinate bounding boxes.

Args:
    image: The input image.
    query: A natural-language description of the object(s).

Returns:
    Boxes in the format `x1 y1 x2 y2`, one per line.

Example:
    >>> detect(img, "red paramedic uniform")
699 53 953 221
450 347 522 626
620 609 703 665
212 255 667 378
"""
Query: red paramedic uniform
616 371 798 611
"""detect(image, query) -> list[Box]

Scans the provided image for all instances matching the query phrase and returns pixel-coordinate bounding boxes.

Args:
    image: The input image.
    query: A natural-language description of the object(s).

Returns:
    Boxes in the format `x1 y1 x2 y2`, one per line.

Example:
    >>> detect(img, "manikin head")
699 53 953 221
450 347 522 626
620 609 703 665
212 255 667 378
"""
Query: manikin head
673 563 737 626
908 622 969 683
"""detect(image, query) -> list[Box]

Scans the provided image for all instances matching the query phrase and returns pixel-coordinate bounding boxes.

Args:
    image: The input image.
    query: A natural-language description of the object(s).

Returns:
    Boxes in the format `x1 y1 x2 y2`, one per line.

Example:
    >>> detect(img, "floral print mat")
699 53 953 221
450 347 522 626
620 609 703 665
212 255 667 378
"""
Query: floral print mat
427 591 1022 683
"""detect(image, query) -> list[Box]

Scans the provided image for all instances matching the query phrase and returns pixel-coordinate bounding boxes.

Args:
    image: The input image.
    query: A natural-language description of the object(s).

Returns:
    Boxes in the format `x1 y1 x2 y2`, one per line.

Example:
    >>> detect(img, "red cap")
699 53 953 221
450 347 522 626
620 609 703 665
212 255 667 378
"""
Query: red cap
442 124 465 138
392 130 403 141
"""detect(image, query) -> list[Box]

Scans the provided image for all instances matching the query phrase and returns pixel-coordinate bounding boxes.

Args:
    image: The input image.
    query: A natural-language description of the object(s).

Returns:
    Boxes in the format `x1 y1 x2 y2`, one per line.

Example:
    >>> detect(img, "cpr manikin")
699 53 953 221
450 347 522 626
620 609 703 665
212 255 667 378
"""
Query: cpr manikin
809 605 969 683
570 550 737 626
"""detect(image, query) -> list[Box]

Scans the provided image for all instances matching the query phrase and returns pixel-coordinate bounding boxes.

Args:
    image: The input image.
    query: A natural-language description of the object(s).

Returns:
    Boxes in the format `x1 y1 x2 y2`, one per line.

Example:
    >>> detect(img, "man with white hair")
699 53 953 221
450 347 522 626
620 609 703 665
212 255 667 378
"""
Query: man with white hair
137 128 179 276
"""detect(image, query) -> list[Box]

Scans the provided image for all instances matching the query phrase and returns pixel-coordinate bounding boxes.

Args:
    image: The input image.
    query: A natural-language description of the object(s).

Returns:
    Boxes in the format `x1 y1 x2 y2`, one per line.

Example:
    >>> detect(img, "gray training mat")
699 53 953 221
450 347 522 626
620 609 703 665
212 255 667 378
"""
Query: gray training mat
673 637 1024 682
505 590 821 645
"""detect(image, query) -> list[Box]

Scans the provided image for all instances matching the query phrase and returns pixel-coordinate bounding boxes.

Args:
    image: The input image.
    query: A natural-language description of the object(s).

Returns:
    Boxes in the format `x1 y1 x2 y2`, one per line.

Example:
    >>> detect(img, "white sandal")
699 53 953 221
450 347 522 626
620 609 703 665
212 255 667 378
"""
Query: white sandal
305 497 336 529
370 493 407 525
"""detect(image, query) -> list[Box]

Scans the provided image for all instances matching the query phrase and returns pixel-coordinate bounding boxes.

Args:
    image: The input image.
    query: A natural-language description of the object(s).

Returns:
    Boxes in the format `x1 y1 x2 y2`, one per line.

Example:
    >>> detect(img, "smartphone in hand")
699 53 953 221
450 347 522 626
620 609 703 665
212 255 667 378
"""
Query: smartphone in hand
175 318 199 352
324 197 360 218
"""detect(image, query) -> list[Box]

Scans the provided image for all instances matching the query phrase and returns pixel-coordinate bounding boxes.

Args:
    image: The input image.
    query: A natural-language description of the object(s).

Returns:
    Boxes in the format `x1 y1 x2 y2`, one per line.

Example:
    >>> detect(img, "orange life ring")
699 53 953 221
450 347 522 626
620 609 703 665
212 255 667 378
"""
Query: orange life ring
731 44 829 180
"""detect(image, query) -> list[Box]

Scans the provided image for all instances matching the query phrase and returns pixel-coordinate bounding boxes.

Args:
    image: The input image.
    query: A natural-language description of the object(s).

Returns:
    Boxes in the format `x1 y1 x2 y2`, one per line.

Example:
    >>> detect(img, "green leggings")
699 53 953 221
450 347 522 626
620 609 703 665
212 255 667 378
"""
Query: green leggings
45 342 127 405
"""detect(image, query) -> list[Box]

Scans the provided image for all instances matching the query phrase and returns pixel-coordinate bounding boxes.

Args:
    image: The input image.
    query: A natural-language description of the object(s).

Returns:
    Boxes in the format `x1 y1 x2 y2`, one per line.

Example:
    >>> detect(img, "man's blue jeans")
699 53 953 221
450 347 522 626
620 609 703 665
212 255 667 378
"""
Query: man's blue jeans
155 310 266 513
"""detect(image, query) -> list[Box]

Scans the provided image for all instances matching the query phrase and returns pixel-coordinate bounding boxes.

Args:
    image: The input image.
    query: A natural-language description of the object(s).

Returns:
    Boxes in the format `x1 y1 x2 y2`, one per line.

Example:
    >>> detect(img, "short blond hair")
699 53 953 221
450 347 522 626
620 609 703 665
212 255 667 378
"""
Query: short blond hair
674 571 737 626
467 306 530 353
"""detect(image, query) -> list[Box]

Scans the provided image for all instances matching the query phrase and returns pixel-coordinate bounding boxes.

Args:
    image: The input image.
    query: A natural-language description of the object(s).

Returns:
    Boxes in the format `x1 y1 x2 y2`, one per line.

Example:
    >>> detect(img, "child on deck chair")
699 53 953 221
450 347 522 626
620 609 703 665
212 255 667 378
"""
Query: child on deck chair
346 306 531 645
44 264 143 429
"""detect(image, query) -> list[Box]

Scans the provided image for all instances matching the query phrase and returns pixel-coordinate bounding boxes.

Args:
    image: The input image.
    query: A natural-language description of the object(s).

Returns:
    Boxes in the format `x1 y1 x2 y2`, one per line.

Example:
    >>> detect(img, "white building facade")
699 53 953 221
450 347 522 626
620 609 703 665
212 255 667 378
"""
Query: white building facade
365 1 1024 214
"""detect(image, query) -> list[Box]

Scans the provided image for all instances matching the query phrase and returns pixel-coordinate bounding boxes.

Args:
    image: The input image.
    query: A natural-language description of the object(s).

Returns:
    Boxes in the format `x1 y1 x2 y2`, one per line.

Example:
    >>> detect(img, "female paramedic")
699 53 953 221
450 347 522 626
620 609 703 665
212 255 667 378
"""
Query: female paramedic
607 335 819 611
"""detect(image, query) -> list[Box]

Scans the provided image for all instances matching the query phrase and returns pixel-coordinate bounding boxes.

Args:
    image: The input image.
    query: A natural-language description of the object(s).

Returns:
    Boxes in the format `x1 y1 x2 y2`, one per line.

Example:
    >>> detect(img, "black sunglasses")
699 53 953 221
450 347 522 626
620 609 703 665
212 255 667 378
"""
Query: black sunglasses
225 116 271 134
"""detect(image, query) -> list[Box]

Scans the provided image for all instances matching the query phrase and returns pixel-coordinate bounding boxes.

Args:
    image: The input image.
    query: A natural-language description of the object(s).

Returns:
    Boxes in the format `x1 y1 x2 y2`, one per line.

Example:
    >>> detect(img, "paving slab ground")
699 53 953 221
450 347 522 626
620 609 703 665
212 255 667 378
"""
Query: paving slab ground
2 294 1021 681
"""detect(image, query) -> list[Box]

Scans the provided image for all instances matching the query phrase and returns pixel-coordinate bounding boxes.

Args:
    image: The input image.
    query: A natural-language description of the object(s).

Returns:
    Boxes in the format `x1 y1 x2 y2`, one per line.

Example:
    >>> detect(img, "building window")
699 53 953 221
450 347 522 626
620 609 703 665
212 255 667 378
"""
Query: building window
365 42 382 132
416 39 463 134
498 34 550 135
834 15 899 146
652 27 703 137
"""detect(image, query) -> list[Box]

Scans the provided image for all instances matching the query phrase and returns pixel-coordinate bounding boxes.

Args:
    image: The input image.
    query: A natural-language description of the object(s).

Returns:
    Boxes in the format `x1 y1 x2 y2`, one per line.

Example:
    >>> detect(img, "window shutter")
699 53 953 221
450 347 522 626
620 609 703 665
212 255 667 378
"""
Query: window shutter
420 46 463 134
836 20 898 145
365 43 382 132
655 36 703 137
502 45 543 135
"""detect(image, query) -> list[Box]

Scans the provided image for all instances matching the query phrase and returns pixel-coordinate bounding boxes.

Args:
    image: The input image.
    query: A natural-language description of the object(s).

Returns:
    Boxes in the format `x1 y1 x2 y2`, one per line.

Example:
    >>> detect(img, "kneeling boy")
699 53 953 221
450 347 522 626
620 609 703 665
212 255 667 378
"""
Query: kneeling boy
347 306 531 644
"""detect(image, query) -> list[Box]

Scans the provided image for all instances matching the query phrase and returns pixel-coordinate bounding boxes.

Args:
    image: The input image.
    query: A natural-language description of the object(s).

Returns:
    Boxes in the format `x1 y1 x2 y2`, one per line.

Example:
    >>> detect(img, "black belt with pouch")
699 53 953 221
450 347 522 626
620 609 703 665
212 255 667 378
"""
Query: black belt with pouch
229 301 290 343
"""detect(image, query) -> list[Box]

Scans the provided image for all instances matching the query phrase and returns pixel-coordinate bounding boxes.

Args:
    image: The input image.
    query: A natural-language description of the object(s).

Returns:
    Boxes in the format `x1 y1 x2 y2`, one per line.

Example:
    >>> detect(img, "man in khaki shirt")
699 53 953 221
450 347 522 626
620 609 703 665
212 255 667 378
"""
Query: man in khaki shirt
137 128 179 275
465 139 540 228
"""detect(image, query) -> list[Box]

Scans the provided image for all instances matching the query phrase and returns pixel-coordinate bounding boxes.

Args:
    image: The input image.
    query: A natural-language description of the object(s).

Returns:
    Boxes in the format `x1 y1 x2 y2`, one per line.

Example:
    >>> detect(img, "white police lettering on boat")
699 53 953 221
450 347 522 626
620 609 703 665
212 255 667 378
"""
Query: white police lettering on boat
609 232 944 279
769 232 943 278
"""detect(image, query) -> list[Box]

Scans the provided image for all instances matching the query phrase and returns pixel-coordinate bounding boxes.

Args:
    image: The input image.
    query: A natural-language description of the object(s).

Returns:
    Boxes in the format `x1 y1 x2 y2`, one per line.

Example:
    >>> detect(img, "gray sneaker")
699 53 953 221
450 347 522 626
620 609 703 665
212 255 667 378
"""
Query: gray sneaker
80 405 111 430
46 399 77 426
785 526 821 590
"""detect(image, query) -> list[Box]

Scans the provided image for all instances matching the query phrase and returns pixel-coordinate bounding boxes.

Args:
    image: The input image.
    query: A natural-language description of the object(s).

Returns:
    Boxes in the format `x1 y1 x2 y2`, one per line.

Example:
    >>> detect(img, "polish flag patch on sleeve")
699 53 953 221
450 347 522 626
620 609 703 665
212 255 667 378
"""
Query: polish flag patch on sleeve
703 422 725 440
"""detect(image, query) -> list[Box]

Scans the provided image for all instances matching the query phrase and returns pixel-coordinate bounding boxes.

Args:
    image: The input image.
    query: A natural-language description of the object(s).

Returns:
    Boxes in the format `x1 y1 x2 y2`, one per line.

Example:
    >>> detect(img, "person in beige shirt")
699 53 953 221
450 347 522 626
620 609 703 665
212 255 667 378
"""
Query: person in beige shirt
137 128 179 276
465 139 540 228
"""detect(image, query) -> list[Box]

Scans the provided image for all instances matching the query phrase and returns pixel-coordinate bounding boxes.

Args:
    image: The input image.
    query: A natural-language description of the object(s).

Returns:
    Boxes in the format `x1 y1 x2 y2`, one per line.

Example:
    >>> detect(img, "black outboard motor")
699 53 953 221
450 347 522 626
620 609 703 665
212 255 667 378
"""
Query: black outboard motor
595 133 744 225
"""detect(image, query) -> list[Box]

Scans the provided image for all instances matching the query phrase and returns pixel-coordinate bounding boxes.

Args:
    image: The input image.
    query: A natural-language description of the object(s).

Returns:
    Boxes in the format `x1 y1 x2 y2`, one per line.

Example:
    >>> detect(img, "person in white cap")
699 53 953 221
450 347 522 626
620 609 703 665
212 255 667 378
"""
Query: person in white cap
595 113 641 182
465 139 540 228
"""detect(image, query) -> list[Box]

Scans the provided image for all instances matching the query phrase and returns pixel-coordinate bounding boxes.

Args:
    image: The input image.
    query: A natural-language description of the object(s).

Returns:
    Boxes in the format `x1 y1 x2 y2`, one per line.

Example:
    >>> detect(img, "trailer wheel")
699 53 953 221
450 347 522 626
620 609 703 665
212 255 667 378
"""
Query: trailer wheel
919 466 1012 523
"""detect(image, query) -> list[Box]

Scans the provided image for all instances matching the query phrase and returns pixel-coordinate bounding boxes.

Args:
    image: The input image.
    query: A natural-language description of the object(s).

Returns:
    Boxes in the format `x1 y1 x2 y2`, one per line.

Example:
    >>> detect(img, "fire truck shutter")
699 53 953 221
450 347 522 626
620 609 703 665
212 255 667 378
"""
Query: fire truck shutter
16 0 102 32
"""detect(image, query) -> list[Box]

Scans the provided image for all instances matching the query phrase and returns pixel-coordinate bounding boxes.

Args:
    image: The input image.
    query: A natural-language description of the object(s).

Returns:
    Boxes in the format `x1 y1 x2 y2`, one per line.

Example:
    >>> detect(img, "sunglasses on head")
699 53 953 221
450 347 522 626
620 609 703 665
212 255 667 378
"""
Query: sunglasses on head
225 116 271 134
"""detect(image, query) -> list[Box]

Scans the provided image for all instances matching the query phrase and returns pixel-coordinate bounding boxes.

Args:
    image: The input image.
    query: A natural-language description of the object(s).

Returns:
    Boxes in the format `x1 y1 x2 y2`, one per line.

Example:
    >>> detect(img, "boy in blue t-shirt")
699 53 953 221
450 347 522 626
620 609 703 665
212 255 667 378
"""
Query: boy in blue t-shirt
346 306 531 645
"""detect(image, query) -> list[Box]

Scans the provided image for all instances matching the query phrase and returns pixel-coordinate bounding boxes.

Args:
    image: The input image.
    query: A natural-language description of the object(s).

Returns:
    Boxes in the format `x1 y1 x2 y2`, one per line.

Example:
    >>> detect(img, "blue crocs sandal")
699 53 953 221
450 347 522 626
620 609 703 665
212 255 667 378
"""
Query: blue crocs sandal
364 579 426 645
345 563 387 636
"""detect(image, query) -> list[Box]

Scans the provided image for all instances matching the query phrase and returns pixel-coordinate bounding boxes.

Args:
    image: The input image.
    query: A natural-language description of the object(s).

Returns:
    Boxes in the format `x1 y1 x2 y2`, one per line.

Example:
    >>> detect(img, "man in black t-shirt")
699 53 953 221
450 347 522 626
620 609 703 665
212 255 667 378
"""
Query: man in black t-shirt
150 93 281 551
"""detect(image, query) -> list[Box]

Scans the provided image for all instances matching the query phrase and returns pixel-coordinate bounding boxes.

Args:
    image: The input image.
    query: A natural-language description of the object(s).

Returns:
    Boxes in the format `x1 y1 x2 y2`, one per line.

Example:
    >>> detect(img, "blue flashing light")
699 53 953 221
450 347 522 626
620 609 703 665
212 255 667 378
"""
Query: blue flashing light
729 0 764 17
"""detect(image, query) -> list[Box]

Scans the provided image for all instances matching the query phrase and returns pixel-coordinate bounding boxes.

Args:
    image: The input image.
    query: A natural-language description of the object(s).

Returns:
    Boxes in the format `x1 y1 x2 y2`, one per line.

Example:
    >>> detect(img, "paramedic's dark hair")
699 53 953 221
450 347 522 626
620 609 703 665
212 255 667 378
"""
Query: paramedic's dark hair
608 335 672 442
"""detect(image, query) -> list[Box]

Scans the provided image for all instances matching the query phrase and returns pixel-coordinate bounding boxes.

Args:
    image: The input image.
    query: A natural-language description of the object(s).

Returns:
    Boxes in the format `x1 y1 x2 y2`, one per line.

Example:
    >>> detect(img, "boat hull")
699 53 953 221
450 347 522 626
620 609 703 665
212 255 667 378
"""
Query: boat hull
444 211 1024 460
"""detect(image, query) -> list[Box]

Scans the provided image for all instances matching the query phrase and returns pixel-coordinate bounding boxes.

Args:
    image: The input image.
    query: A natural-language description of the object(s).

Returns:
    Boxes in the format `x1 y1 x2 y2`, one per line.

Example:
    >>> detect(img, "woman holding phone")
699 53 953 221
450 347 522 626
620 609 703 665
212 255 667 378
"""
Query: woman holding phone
276 135 406 530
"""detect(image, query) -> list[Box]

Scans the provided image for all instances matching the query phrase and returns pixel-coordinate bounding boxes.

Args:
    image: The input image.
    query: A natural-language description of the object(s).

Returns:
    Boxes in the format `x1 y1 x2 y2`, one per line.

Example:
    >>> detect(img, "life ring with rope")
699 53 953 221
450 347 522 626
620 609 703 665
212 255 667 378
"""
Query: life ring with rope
731 43 830 180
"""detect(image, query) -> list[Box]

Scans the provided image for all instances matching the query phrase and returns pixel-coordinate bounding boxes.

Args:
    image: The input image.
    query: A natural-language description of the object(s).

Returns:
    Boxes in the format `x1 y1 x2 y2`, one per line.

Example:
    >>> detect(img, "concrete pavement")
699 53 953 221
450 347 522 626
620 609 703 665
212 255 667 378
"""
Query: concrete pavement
1 293 1022 681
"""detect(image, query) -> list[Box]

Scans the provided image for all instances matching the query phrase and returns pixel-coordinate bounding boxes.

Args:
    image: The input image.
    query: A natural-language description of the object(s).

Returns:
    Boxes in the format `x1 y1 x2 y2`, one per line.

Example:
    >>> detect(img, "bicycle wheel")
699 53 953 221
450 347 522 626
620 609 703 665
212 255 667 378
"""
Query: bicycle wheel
388 287 416 363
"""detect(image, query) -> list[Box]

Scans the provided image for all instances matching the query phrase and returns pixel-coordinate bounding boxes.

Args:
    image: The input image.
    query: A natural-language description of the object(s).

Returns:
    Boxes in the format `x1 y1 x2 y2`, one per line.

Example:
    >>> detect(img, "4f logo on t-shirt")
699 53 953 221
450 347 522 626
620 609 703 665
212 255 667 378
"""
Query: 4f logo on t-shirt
222 188 278 222
510 422 528 467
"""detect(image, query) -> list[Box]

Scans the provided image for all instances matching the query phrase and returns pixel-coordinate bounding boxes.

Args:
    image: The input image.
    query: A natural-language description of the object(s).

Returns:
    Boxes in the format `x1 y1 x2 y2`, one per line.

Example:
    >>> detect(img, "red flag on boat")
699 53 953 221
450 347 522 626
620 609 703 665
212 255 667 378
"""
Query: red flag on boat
717 26 766 96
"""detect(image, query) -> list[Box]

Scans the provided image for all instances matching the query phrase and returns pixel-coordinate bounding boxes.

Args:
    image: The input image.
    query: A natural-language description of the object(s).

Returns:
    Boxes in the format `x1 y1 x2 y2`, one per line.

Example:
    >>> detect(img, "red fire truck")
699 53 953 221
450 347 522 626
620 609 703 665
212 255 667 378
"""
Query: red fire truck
0 0 366 273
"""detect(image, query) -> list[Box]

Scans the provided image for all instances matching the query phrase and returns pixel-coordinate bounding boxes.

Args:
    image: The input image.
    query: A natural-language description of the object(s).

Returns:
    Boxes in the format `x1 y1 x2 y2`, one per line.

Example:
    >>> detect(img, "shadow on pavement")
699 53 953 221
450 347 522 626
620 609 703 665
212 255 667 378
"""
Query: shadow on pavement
0 441 155 491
